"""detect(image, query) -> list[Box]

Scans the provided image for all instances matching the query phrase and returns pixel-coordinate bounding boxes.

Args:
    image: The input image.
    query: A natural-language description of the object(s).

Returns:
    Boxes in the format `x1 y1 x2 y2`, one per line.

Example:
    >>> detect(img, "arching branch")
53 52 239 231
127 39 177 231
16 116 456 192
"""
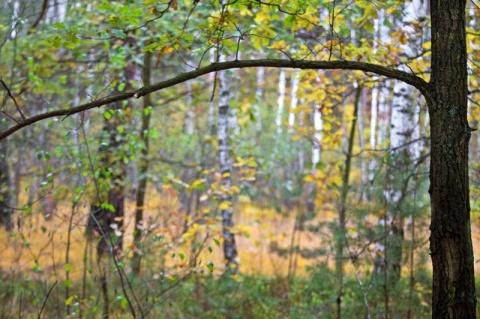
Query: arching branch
0 59 430 140
30 0 49 31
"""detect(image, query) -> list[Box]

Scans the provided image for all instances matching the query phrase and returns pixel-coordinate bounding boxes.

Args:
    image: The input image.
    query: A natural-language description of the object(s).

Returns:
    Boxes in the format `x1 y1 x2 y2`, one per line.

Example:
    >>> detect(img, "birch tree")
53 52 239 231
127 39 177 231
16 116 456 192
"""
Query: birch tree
377 0 428 285
217 53 238 274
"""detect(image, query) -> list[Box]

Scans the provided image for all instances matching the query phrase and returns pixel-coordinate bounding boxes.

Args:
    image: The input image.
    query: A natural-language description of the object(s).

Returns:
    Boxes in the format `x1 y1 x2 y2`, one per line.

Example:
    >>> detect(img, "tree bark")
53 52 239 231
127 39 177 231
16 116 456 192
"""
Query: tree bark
218 53 238 274
0 131 12 230
429 1 476 318
131 51 152 276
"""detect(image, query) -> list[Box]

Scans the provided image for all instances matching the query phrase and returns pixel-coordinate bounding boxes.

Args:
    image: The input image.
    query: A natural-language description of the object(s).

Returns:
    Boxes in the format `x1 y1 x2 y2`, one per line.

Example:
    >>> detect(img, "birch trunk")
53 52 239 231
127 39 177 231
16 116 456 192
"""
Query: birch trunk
276 68 286 134
376 0 427 285
369 8 391 186
288 70 300 130
253 67 264 131
218 53 238 274
184 62 195 135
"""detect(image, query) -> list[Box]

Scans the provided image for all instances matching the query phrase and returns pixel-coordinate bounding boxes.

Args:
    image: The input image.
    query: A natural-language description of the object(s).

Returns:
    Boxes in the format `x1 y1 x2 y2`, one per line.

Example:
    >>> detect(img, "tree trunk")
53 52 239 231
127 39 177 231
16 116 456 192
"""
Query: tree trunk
218 53 238 274
429 1 476 317
276 68 286 134
87 41 137 257
336 84 361 319
131 51 152 276
288 70 300 130
184 61 195 135
0 132 12 230
253 67 264 132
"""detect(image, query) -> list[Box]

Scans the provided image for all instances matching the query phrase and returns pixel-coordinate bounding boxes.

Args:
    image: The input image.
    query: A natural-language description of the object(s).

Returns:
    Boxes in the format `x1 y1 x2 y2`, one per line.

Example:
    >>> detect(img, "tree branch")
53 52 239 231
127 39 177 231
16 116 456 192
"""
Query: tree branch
0 59 430 140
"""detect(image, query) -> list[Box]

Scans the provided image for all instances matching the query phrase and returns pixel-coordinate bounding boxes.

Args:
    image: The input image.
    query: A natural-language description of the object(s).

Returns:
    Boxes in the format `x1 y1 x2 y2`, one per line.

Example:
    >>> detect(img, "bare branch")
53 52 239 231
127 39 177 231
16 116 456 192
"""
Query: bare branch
29 0 49 31
0 59 430 140
0 79 25 120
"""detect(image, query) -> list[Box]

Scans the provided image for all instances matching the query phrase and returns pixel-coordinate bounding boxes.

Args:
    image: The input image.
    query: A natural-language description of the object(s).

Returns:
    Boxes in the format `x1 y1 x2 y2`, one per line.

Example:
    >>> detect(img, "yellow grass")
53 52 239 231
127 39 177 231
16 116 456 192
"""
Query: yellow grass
2 188 480 284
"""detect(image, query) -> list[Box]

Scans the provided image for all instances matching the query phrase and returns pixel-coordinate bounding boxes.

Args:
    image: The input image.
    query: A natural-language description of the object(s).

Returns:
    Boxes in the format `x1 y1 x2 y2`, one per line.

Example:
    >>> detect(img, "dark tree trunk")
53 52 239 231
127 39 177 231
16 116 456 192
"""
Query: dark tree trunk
428 1 476 318
0 134 12 230
132 51 152 276
87 39 137 257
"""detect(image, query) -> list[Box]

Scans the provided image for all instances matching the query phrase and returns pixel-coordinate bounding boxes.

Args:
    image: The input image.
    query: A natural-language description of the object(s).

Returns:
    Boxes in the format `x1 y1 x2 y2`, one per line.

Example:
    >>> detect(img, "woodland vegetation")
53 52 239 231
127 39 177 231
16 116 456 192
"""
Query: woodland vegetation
1 0 480 318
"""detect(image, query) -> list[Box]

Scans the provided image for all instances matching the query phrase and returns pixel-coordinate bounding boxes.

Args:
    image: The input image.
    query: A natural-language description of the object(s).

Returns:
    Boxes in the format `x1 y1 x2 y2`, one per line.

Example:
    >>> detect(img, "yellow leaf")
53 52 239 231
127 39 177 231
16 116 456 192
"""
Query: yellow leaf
254 10 267 24
332 175 342 186
240 8 253 16
304 175 315 182
231 186 241 194
219 201 230 210
65 296 74 306
316 171 326 179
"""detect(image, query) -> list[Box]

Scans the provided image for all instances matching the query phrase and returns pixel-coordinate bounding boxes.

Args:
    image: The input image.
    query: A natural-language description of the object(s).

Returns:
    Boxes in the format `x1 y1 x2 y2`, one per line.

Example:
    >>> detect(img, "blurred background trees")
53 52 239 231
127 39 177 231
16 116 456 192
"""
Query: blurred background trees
0 0 479 318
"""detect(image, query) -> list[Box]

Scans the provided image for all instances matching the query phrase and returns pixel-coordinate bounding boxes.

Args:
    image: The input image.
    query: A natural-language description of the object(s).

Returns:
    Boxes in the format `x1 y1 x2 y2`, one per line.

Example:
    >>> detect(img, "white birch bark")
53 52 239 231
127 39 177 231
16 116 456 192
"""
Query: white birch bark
377 0 428 282
252 67 264 131
298 99 305 172
217 52 238 274
288 70 300 130
276 68 286 134
311 105 323 173
369 8 391 184
385 0 427 213
307 79 323 213
46 0 66 23
207 51 216 136
358 87 368 201
184 62 195 135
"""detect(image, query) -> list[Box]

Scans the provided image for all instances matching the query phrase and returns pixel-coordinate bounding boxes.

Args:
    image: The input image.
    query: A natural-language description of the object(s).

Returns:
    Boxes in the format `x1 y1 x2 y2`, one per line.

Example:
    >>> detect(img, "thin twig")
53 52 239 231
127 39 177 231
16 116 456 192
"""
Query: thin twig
0 79 25 120
37 280 58 319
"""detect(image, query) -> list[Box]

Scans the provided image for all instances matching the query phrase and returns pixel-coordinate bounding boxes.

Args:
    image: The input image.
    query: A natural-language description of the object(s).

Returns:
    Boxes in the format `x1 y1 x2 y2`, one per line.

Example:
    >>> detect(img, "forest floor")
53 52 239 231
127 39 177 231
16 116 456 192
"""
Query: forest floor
2 189 480 282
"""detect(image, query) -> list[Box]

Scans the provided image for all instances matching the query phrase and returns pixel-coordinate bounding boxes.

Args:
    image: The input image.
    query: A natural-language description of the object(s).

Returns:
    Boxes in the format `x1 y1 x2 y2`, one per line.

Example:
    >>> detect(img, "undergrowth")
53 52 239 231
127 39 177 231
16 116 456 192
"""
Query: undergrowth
0 264 436 319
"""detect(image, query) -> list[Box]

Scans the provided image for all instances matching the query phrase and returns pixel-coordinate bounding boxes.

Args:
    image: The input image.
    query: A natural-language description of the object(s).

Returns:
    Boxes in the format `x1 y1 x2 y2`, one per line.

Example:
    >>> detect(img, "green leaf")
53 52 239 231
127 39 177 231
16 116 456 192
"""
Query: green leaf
144 106 152 116
207 261 214 272
53 22 65 30
111 29 126 39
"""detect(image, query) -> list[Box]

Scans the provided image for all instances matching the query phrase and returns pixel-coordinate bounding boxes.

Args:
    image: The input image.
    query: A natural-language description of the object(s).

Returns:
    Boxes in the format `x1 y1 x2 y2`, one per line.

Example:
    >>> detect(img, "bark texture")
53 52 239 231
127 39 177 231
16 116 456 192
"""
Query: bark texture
0 133 12 230
132 51 152 275
429 1 476 317
218 54 238 274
